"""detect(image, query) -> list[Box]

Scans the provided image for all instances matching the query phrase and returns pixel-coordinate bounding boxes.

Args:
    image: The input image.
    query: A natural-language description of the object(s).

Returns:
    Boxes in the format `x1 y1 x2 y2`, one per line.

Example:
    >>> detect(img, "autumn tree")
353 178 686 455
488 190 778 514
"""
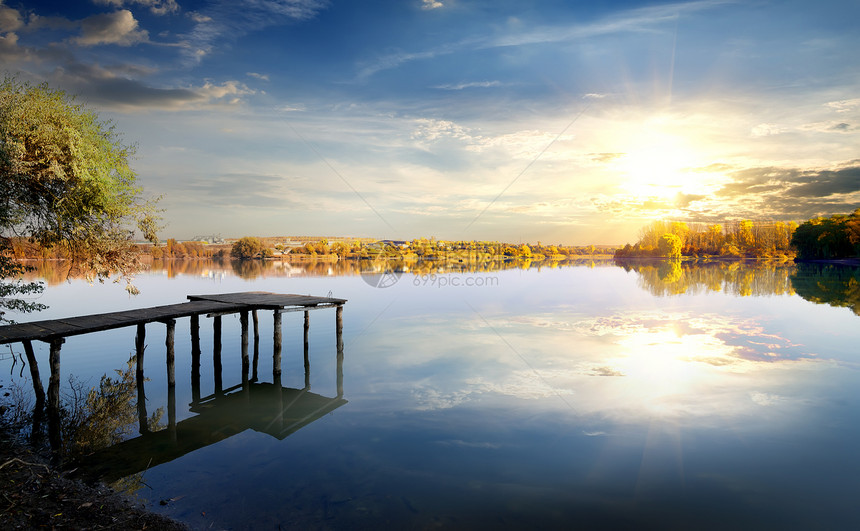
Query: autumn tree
658 233 682 258
231 237 266 259
1 76 159 321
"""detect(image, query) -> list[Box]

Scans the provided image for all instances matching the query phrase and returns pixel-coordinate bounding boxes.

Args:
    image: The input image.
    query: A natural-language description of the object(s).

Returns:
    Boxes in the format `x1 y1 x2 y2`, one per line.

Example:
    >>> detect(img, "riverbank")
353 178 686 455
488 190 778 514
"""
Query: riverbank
0 415 187 530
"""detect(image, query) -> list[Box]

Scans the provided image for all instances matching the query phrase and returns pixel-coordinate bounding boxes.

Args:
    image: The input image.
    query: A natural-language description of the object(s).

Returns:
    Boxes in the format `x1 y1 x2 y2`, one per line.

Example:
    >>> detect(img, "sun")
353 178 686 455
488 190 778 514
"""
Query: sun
606 121 718 203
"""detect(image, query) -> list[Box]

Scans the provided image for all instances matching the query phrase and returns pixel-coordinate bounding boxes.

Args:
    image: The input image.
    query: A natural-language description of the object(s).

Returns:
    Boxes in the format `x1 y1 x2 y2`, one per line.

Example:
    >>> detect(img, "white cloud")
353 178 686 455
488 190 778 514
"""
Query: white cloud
826 98 860 113
247 72 270 81
0 3 23 32
195 80 256 104
74 10 149 47
188 12 213 23
751 123 787 137
93 0 180 16
421 0 444 10
750 391 786 406
0 30 20 62
411 118 473 142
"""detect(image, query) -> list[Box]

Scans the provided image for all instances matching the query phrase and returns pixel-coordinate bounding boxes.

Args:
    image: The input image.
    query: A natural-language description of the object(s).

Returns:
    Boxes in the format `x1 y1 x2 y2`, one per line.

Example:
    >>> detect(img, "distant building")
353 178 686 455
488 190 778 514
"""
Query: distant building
379 240 409 248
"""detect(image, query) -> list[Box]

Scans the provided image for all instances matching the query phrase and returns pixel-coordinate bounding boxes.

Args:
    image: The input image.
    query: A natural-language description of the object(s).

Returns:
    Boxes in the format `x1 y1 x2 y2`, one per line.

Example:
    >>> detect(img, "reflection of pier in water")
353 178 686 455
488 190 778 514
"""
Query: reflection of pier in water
0 291 347 463
77 374 346 483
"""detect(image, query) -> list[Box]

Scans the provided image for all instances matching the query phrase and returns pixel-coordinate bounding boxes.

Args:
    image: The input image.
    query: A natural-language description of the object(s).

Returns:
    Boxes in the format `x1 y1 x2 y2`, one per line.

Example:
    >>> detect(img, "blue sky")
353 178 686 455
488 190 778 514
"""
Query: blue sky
2 0 859 244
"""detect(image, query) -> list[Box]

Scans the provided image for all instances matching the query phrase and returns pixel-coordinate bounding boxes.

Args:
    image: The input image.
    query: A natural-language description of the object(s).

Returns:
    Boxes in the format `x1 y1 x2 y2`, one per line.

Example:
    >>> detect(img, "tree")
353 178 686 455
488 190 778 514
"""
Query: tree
791 210 860 260
518 244 532 257
657 233 682 258
0 247 47 323
1 76 158 321
231 236 265 259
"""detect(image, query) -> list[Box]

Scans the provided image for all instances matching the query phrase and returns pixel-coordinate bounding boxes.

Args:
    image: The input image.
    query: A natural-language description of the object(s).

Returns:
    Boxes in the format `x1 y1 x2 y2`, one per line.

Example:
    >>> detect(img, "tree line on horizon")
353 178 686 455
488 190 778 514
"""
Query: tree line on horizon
790 209 860 260
229 236 615 261
615 219 798 259
615 209 860 261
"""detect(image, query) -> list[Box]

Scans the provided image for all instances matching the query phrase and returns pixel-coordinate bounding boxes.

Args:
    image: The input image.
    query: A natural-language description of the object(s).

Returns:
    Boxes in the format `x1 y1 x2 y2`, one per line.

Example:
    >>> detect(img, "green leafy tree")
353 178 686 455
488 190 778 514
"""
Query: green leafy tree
0 245 47 323
0 76 159 321
791 210 860 260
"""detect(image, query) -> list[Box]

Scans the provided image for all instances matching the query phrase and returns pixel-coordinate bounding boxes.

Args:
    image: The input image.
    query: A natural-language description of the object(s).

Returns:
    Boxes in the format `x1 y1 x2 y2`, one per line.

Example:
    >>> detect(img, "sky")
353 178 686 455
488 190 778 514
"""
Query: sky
1 0 859 244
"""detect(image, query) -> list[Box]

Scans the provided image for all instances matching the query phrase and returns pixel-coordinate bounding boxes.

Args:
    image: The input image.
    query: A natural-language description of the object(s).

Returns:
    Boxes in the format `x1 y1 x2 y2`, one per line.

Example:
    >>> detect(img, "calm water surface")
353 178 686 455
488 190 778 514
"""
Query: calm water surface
3 260 860 529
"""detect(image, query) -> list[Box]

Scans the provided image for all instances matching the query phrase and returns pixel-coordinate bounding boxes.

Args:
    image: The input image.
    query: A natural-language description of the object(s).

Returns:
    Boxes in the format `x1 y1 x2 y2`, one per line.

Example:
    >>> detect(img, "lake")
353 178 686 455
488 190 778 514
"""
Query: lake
2 259 859 529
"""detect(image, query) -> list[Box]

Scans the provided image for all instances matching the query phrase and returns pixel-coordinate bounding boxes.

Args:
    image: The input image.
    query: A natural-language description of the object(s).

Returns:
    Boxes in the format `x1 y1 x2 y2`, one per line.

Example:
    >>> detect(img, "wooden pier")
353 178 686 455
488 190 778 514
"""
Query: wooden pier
0 291 347 448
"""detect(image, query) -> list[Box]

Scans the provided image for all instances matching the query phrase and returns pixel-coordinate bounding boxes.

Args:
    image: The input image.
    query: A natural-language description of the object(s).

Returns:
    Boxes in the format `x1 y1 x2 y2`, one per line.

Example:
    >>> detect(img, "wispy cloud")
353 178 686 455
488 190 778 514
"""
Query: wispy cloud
356 0 730 79
181 0 329 65
356 46 455 80
433 80 504 90
485 0 729 49
93 0 180 16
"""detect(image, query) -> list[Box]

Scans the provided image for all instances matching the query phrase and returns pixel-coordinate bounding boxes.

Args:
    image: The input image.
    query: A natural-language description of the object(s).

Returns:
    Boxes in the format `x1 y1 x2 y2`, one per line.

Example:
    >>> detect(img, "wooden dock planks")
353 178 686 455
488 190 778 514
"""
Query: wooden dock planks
0 292 346 345
187 291 347 308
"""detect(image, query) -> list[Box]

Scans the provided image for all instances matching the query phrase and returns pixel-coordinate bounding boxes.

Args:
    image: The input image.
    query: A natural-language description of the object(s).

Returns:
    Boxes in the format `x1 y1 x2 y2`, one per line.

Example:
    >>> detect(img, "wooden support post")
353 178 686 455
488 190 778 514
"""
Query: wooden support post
303 310 310 351
213 315 222 394
273 371 283 431
167 381 177 443
273 310 282 379
336 304 344 354
136 362 149 435
135 322 148 434
252 309 260 382
190 314 201 403
336 350 344 399
135 323 146 373
272 310 283 430
190 314 201 363
46 338 63 416
47 338 64 455
22 340 46 408
191 313 201 356
240 311 250 385
165 319 176 387
303 310 310 390
165 319 176 440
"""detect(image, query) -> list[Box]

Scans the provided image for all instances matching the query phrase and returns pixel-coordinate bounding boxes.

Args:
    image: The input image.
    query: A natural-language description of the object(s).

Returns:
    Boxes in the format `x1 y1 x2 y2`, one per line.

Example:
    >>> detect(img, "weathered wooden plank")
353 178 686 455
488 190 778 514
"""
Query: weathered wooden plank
188 292 348 308
0 292 345 345
0 300 247 344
